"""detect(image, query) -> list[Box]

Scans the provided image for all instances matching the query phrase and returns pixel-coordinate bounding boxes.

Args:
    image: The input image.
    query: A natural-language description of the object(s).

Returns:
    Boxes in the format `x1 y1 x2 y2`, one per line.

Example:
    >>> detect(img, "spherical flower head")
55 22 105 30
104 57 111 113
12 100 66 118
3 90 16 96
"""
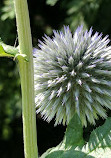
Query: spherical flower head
34 25 111 127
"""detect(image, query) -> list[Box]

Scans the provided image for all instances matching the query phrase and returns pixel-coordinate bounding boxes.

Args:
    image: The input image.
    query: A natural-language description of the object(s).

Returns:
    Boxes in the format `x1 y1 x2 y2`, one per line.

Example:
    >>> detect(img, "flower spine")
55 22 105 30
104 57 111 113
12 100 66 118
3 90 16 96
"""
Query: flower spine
34 26 111 127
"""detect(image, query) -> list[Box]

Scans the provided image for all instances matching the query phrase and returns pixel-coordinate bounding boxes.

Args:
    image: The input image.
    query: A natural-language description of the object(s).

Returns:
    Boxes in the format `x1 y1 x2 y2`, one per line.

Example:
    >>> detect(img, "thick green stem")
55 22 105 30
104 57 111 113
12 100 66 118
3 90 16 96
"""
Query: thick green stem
14 0 38 158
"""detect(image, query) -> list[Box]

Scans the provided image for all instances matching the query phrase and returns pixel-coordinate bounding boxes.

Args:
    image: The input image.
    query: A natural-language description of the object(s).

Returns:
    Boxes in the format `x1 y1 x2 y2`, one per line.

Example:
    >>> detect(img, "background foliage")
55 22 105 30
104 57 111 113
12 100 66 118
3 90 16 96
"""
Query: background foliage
0 0 111 157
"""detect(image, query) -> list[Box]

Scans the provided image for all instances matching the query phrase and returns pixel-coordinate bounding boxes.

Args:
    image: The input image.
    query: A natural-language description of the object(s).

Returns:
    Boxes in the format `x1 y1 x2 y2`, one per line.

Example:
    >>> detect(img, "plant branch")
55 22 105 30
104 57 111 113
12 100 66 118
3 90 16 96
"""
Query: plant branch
14 0 38 158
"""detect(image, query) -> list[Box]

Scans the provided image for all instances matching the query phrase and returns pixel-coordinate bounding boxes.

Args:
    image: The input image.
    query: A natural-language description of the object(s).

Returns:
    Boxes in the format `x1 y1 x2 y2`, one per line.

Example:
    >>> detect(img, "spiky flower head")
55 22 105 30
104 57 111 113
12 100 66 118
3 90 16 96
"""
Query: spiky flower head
34 26 111 127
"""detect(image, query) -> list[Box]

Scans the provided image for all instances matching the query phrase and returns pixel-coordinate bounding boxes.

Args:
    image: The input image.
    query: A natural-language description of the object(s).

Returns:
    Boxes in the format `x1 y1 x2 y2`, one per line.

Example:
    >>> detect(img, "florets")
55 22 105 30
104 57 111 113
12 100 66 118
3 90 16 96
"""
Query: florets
34 26 111 126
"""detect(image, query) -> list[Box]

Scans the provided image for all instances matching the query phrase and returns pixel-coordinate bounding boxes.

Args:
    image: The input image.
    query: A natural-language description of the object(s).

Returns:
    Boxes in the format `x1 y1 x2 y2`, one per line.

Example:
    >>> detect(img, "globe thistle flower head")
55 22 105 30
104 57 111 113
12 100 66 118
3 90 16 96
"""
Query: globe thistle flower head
34 25 111 127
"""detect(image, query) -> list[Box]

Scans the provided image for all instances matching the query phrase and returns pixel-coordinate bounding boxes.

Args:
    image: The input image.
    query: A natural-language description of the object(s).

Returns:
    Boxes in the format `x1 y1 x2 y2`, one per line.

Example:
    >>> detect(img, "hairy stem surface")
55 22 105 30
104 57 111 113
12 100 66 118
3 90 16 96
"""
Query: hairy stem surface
14 0 38 158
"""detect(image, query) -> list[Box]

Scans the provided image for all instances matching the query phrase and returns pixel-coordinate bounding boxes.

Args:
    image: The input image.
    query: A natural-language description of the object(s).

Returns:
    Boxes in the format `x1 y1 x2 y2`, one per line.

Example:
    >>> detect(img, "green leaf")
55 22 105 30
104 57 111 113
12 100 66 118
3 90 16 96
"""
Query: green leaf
89 147 111 158
67 0 85 15
40 117 111 158
88 117 111 151
45 150 63 158
40 114 85 158
64 113 84 149
46 0 59 6
0 39 18 58
0 45 10 57
40 143 64 158
0 39 28 61
82 117 111 157
1 0 15 21
45 149 94 158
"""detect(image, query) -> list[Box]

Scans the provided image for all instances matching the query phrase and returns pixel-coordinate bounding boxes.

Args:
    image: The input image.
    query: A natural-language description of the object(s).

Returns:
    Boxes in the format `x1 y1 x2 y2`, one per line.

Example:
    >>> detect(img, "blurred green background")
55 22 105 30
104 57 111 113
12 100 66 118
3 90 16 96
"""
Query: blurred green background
0 0 111 157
